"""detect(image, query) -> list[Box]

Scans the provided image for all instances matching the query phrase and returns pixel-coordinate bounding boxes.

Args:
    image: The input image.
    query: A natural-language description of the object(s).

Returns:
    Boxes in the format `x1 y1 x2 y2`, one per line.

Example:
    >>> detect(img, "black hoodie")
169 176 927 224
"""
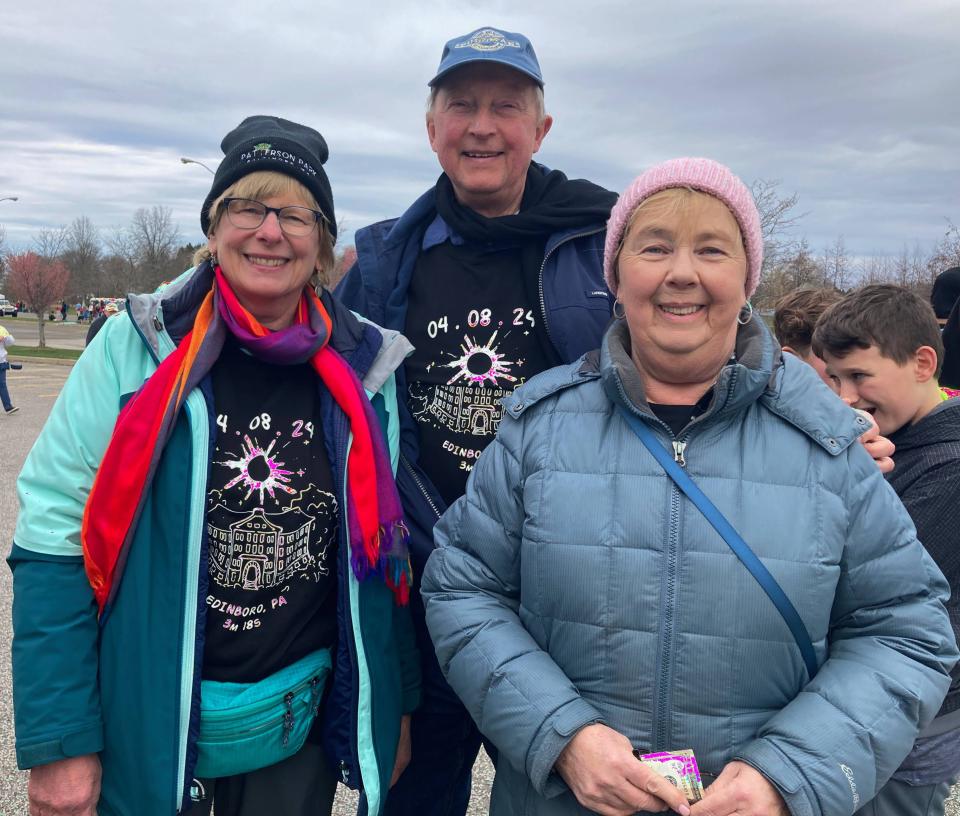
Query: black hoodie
888 397 960 720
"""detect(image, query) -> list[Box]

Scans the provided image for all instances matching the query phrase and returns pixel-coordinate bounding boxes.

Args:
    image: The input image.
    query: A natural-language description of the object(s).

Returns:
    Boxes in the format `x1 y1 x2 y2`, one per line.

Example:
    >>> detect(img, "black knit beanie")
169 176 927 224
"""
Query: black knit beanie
931 266 960 320
200 115 336 239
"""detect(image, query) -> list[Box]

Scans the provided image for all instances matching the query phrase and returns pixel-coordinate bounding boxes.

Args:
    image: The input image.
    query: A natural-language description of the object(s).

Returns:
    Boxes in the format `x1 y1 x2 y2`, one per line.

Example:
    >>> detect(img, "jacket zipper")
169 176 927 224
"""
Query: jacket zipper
401 453 441 520
623 367 739 750
336 416 364 786
537 227 605 356
614 377 692 752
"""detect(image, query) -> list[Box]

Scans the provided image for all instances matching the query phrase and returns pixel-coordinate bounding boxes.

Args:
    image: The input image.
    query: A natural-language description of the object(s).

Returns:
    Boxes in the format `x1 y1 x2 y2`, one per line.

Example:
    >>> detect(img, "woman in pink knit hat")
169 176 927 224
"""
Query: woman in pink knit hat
421 159 957 816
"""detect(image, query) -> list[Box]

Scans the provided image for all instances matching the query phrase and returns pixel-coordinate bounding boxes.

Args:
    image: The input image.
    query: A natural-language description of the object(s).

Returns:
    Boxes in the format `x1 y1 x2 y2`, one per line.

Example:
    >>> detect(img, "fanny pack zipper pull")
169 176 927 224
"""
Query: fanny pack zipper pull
281 692 295 746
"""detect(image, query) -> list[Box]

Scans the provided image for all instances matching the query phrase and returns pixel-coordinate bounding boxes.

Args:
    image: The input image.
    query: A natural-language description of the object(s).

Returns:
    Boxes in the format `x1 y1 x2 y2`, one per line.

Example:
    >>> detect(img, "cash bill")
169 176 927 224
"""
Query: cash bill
633 748 705 803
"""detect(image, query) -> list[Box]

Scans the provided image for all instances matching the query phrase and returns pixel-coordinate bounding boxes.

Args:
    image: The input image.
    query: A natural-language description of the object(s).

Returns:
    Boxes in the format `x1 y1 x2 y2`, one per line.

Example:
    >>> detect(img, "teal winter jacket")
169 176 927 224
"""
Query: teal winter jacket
422 318 958 816
10 264 420 816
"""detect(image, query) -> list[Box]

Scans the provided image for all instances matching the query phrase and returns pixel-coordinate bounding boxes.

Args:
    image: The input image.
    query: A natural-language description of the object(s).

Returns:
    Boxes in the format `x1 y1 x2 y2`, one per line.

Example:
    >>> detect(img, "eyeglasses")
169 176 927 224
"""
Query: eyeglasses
220 198 326 237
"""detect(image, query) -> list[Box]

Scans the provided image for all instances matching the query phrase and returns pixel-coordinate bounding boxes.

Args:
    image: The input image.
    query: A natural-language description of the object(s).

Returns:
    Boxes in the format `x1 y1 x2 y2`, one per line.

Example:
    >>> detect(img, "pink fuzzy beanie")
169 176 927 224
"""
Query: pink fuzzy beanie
603 158 763 299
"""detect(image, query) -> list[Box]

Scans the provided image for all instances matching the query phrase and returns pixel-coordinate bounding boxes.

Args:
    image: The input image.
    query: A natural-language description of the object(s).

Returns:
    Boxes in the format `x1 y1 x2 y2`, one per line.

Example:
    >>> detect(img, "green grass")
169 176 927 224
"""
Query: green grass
9 346 82 360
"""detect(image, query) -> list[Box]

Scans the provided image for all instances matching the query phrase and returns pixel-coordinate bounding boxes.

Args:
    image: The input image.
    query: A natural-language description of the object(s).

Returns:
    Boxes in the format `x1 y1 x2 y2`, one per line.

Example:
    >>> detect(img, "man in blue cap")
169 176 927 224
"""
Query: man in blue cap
337 26 617 816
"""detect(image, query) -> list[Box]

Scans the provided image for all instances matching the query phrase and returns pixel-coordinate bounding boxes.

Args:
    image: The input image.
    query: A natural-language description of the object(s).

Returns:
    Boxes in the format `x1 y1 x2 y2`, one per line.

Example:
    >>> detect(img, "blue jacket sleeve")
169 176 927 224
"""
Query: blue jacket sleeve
421 413 603 796
736 446 958 816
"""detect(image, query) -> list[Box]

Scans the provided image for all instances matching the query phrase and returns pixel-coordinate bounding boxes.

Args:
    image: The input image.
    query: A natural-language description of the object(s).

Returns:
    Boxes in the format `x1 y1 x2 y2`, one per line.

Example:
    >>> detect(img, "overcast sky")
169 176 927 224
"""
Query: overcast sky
1 0 958 260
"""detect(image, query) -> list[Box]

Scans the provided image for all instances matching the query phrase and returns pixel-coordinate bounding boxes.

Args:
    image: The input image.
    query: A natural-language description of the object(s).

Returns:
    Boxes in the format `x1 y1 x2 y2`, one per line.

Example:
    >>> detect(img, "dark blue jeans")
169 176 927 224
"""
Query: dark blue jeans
0 362 12 411
385 706 484 816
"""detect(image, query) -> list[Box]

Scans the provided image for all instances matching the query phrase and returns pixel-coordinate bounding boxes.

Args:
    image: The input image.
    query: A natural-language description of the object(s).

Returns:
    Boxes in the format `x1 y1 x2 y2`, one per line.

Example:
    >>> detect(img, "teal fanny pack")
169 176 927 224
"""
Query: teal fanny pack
195 648 332 779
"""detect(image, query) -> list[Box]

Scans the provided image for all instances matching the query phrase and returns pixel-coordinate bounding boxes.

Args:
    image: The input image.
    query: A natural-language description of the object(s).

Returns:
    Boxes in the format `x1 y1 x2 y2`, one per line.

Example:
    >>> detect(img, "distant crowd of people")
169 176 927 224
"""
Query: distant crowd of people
8 25 960 816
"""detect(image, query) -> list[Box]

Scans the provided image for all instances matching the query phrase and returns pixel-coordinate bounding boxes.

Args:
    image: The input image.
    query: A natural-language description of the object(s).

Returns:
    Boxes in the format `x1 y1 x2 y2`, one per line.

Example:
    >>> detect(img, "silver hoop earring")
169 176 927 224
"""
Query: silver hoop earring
737 301 754 326
612 300 626 320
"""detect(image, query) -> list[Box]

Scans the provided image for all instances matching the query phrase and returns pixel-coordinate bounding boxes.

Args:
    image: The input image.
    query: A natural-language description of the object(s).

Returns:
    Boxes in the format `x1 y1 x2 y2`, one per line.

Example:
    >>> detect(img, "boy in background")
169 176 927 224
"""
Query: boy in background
774 287 842 385
775 287 894 472
814 283 960 816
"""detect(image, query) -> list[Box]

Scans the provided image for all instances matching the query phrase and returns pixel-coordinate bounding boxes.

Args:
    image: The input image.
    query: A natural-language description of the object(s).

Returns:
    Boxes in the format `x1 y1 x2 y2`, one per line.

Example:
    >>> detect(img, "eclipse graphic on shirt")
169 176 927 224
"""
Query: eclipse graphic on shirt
444 331 518 387
219 434 296 503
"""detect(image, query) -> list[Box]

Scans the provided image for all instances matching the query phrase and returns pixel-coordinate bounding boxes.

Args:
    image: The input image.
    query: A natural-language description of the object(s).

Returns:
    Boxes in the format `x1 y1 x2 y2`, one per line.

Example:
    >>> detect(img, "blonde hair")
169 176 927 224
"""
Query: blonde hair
194 170 336 289
610 187 744 287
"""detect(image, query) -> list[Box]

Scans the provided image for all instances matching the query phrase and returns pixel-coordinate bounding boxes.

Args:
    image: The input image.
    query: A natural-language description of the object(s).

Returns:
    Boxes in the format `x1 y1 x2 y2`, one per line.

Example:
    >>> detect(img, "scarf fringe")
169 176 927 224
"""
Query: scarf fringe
349 520 412 605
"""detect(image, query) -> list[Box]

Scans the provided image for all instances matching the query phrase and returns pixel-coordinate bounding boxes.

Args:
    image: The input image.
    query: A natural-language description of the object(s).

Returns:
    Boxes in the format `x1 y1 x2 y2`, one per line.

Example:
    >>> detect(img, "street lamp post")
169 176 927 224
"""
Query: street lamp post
179 157 216 175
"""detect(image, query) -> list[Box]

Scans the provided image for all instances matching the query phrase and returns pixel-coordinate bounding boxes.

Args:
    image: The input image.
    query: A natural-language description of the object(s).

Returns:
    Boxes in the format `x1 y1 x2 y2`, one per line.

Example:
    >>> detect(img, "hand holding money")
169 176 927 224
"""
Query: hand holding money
688 760 788 816
634 749 705 803
555 723 693 816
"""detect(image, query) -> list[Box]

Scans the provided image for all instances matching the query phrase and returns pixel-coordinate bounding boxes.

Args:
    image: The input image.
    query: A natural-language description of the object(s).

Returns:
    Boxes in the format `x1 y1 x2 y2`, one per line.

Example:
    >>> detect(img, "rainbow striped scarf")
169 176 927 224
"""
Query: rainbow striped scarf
82 267 411 616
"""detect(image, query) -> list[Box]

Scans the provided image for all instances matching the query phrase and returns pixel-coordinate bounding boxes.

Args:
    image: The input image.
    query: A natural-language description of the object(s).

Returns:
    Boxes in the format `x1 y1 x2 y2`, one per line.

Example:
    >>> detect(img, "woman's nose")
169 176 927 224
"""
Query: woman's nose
256 211 284 240
665 248 697 284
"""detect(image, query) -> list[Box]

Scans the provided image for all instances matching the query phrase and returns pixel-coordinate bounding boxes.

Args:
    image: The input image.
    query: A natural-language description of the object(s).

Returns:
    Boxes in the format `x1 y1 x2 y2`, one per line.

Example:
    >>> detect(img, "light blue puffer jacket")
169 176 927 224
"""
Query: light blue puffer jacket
422 318 958 816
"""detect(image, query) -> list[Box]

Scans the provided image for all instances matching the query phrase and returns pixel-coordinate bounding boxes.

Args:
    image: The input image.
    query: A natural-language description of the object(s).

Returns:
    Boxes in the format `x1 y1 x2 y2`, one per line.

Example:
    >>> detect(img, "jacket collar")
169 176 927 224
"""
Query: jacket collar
599 317 777 428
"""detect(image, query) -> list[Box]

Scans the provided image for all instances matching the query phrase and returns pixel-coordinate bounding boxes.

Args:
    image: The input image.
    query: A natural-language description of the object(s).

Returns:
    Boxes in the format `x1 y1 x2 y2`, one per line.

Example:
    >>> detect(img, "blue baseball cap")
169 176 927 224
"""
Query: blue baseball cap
428 27 544 88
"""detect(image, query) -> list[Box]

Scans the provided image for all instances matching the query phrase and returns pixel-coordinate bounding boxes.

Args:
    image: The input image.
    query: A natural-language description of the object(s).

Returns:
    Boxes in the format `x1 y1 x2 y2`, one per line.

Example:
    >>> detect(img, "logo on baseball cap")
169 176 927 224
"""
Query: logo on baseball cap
429 27 543 87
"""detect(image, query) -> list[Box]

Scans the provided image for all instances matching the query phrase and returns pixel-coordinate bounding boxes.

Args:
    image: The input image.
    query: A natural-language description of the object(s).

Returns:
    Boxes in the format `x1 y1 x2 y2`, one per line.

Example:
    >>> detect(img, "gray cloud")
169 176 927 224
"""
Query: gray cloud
1 0 957 259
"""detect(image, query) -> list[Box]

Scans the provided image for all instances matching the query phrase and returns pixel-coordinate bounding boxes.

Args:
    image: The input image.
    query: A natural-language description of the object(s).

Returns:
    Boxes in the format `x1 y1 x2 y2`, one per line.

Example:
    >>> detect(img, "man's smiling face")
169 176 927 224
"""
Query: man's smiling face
427 63 552 218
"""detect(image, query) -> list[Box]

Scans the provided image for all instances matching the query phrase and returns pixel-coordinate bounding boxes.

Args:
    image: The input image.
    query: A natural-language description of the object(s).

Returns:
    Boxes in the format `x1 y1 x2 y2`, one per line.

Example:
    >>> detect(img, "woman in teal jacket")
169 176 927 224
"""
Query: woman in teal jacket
10 116 419 816
422 159 958 816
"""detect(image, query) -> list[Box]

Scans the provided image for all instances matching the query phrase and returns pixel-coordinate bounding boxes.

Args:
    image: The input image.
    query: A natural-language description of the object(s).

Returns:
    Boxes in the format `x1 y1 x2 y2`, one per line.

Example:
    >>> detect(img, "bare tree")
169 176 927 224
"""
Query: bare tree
750 179 805 274
822 236 851 291
926 219 960 286
62 216 102 300
33 227 68 261
129 206 180 290
856 255 895 286
6 252 70 348
753 238 823 310
105 225 140 293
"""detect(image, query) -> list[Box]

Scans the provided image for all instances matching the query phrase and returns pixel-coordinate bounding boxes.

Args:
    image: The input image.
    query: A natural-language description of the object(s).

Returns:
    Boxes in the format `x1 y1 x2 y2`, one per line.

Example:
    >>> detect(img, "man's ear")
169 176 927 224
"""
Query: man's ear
426 112 438 154
914 345 939 383
532 115 553 153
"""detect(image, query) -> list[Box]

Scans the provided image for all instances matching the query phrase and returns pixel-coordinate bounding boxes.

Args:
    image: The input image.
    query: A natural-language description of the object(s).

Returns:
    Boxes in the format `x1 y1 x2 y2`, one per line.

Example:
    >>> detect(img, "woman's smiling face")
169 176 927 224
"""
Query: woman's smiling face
207 190 321 329
616 189 748 391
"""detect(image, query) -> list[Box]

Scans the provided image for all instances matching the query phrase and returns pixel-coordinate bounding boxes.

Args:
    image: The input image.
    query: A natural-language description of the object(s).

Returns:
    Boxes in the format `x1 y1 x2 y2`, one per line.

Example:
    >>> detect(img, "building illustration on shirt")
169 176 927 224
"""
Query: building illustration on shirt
413 382 508 436
207 499 334 591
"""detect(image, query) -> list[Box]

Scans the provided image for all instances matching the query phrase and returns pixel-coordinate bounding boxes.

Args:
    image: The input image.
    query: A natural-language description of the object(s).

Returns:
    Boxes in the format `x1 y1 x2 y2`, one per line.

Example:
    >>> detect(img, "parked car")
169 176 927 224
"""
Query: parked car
0 296 18 317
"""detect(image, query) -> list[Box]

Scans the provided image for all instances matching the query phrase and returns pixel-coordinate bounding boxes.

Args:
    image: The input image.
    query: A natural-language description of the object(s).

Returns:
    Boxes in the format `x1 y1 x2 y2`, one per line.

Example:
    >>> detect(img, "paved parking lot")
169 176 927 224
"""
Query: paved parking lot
0 314 88 351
